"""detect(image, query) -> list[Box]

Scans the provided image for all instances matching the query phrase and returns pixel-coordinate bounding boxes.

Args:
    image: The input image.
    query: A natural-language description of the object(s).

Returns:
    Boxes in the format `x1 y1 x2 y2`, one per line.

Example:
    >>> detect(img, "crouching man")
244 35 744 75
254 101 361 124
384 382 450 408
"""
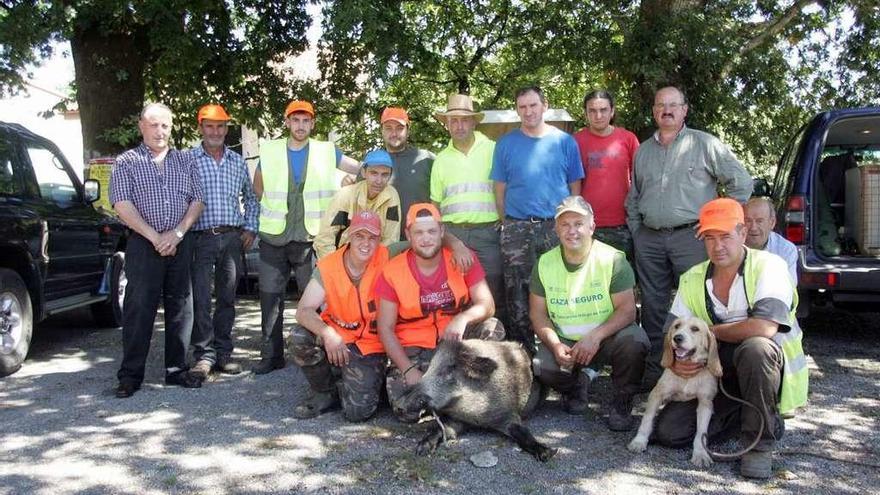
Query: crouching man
291 211 390 421
651 198 808 478
376 203 504 422
530 196 649 430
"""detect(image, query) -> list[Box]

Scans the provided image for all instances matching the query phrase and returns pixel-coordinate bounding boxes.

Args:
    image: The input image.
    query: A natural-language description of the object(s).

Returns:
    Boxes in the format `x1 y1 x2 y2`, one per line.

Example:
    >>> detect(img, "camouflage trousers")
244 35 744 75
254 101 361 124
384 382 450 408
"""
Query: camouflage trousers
386 317 506 423
593 225 634 269
290 325 386 422
500 218 558 355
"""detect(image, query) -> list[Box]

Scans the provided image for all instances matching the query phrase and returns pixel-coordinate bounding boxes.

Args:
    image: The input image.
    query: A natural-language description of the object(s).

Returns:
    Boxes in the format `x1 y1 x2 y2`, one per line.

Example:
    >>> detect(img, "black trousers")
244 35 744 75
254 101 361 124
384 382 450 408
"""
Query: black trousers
117 232 194 386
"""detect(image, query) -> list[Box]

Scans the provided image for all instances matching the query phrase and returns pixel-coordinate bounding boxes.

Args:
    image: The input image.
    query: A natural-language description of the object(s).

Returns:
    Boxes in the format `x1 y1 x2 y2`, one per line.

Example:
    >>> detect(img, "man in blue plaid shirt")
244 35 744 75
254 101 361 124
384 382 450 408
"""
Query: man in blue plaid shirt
188 104 260 379
110 103 205 398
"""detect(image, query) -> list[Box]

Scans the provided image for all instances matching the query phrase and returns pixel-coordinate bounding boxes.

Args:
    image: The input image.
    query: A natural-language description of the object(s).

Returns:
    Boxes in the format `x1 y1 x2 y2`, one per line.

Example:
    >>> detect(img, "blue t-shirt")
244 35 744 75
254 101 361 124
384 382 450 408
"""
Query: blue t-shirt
490 127 584 219
287 145 344 183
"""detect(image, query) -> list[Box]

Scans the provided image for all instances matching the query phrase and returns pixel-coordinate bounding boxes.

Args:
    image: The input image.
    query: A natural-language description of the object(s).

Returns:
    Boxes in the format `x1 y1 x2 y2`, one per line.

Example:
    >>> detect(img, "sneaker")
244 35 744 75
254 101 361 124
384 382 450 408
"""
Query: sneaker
115 381 140 398
293 390 339 419
741 450 773 478
253 358 285 375
562 372 591 415
165 370 203 388
215 355 242 375
608 394 636 431
189 359 213 380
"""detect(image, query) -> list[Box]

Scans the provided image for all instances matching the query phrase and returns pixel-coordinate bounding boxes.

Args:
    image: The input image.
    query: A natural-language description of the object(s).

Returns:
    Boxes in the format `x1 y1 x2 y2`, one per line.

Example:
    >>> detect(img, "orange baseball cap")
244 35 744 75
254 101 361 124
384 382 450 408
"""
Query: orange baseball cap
697 198 744 236
406 203 442 228
285 100 315 118
197 104 231 124
381 107 409 125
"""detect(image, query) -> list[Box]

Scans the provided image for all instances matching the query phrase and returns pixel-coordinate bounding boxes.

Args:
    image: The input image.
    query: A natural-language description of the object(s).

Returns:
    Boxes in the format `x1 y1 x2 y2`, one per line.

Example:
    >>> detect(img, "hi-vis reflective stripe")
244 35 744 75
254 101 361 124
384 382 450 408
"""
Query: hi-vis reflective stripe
263 191 287 200
261 209 286 220
444 182 493 196
558 322 601 338
303 189 337 200
304 211 323 219
774 326 807 372
441 201 497 215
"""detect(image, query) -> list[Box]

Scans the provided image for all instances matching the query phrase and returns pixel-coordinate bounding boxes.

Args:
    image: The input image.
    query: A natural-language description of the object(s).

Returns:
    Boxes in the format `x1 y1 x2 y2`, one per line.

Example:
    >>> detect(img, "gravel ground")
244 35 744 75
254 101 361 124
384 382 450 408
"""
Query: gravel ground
1 299 878 495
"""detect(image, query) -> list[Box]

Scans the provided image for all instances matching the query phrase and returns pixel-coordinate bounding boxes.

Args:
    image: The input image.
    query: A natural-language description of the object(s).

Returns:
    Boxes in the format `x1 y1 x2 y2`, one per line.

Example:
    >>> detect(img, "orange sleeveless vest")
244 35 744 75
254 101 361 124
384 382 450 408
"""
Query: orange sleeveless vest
318 244 389 355
381 247 470 349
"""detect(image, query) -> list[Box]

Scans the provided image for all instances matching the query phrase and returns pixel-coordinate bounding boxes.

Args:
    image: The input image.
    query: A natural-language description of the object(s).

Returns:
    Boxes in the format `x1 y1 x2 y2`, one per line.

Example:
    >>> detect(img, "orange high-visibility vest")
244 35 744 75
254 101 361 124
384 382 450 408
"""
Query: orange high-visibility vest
318 244 389 355
382 248 470 349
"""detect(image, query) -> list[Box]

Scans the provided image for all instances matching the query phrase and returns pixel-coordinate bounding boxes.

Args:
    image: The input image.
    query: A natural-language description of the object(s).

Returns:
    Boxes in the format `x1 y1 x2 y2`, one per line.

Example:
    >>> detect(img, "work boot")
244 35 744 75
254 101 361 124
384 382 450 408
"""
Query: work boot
189 359 213 380
608 394 635 431
253 358 285 375
740 450 773 478
562 372 591 415
293 390 340 419
215 355 242 375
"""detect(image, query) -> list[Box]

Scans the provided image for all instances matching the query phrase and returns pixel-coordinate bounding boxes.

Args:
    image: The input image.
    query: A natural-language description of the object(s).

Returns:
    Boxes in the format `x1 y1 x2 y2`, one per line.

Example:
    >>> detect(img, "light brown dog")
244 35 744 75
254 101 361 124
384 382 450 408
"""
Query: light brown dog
628 316 722 467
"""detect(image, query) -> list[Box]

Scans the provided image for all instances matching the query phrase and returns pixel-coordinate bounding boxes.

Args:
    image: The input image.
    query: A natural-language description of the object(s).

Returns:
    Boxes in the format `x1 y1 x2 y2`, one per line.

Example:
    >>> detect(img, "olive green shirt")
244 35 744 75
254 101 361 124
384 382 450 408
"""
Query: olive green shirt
625 125 753 232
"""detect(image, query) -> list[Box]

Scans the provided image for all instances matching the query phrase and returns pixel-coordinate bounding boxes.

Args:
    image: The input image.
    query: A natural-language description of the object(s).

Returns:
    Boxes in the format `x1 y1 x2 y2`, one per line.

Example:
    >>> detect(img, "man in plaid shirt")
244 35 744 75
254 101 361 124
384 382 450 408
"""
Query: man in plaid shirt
188 104 259 379
110 103 205 398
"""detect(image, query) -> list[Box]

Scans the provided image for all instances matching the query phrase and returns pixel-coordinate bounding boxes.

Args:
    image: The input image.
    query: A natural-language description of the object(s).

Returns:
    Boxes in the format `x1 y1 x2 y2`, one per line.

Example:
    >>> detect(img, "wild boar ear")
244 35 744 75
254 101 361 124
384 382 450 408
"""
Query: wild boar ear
456 348 497 382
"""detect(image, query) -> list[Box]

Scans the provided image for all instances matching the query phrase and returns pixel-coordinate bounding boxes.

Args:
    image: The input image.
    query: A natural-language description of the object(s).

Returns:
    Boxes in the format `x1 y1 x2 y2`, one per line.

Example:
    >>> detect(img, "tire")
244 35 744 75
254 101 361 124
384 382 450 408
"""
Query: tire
0 268 33 377
91 253 125 328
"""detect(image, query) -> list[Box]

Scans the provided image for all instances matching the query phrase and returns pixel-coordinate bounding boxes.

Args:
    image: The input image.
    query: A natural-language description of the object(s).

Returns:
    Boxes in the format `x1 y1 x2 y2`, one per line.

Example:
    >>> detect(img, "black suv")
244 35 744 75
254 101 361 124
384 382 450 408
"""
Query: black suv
771 108 880 316
0 122 126 376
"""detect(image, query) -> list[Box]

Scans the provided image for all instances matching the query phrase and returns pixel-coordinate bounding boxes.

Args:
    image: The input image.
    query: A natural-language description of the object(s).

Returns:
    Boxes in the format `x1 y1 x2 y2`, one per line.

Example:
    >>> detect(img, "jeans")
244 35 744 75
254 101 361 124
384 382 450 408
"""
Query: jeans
190 229 243 364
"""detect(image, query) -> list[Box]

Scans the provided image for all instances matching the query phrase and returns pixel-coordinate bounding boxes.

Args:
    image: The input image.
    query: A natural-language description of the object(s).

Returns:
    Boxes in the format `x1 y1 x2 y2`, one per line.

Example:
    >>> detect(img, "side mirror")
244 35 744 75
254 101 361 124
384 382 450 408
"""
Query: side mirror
752 177 771 197
84 179 100 203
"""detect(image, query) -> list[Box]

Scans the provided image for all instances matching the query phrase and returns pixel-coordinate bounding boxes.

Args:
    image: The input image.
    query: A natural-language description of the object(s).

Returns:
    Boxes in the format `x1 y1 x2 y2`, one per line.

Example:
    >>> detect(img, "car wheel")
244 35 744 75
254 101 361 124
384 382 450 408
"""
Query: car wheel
0 268 33 377
91 253 126 328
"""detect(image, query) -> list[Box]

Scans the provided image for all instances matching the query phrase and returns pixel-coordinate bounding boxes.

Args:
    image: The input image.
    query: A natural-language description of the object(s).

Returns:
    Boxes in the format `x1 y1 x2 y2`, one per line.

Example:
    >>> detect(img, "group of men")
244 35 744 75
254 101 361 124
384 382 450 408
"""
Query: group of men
109 84 805 479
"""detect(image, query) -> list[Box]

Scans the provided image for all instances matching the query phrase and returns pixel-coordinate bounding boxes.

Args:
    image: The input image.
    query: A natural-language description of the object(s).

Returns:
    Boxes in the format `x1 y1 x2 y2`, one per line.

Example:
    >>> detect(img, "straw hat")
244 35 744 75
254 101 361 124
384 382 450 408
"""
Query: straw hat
433 94 484 125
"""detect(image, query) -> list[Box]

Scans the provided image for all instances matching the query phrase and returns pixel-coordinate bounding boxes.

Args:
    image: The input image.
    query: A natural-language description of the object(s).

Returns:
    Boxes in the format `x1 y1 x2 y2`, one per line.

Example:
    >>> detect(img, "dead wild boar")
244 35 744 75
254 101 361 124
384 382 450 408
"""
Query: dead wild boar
398 339 557 462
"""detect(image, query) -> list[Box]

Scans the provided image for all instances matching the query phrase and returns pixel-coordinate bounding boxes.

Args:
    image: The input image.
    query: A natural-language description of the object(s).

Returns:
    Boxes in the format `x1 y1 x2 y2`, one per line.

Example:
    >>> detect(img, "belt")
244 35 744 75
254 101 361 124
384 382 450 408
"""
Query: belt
196 225 241 235
505 215 553 223
646 221 697 234
449 221 498 229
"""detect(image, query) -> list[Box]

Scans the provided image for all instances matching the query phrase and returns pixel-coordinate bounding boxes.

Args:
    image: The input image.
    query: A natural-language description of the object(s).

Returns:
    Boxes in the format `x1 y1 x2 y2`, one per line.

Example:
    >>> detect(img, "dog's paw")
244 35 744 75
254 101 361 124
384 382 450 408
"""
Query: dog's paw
690 449 713 467
628 437 648 453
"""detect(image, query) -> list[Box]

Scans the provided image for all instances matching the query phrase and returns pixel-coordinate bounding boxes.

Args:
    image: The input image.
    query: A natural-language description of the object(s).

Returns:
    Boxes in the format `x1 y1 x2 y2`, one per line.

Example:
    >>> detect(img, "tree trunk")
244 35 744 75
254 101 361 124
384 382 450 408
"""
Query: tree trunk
70 25 147 159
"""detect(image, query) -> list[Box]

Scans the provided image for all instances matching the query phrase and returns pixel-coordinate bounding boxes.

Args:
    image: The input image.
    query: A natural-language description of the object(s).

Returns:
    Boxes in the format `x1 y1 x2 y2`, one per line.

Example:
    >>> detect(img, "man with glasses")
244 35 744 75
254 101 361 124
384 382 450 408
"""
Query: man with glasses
624 86 752 389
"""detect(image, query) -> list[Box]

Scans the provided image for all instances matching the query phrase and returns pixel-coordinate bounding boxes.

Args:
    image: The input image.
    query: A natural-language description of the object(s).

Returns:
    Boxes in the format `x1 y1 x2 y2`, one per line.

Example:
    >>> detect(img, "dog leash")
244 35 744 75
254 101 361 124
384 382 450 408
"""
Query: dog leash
702 377 766 461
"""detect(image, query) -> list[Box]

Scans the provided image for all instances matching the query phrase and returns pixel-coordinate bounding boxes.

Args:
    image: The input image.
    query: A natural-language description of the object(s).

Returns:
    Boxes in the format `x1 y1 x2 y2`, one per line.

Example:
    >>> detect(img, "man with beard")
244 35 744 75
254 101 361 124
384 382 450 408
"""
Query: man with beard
380 107 435 238
376 203 504 422
188 104 259 378
291 211 392 421
252 100 361 374
625 86 752 388
530 196 649 430
313 149 401 258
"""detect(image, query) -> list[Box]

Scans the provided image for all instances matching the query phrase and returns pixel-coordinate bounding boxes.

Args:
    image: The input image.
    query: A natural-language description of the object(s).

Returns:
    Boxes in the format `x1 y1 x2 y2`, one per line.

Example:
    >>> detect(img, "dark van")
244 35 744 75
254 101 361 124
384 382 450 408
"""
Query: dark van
771 108 880 316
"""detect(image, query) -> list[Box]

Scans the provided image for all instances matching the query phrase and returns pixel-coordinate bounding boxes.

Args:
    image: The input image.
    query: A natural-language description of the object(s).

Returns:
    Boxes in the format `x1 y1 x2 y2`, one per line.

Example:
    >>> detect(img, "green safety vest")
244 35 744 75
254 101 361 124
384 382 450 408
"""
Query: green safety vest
258 138 338 236
433 131 498 223
538 241 619 341
678 247 809 415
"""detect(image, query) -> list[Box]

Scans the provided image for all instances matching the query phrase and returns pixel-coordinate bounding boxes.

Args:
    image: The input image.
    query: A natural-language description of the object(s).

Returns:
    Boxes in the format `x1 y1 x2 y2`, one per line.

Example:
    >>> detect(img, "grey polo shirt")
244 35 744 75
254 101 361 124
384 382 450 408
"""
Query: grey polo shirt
625 125 753 231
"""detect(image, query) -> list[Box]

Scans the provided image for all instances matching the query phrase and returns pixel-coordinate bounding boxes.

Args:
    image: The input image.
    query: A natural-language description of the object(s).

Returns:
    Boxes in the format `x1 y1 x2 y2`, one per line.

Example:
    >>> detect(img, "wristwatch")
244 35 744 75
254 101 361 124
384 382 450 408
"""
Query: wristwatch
174 228 184 239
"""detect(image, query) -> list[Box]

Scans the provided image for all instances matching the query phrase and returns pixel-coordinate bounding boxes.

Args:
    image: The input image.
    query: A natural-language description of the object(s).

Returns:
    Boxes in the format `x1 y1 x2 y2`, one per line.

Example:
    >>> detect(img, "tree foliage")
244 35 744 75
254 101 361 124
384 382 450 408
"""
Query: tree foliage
0 1 311 157
316 0 880 178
